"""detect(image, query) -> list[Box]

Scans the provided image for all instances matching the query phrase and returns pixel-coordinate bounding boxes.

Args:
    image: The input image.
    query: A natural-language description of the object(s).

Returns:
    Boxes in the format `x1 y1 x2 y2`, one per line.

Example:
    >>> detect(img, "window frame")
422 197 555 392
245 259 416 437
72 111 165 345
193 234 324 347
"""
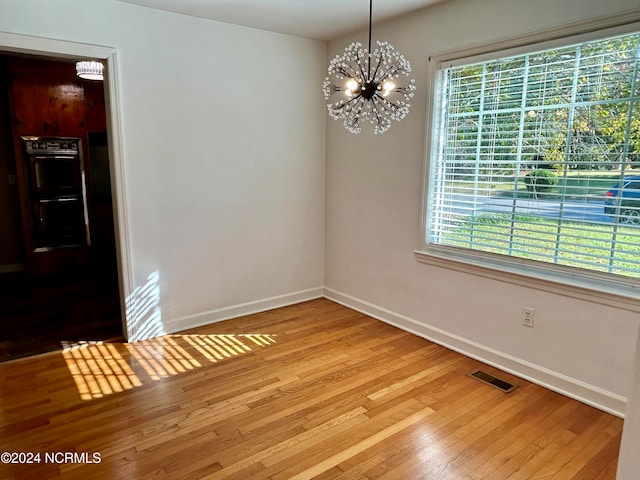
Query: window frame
417 19 640 310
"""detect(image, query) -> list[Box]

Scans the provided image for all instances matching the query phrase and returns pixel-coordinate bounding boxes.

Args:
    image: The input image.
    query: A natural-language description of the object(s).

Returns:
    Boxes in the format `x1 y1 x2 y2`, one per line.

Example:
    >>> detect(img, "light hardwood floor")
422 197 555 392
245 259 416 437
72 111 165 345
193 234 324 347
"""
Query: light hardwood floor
0 299 622 479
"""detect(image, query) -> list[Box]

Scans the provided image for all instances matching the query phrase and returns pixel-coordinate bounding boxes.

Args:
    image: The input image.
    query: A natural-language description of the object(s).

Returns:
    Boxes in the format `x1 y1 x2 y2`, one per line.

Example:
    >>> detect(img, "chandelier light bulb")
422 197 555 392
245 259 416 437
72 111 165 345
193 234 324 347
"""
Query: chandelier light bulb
346 79 360 91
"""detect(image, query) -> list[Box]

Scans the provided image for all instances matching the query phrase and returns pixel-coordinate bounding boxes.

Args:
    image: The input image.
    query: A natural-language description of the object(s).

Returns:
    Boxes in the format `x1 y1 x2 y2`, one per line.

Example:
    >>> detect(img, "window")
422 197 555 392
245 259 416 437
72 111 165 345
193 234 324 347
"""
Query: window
424 27 640 293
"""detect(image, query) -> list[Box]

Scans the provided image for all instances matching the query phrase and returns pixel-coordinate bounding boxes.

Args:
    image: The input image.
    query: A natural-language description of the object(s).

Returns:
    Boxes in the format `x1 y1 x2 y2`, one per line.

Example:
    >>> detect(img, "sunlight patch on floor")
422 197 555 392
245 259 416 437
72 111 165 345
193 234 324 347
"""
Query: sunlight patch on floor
62 341 142 400
62 333 277 400
178 333 276 362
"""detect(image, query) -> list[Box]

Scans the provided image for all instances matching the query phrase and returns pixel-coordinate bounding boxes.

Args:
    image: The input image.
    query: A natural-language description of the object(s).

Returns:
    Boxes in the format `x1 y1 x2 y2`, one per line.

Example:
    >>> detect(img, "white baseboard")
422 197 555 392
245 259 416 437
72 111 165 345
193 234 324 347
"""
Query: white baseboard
323 287 627 418
164 286 324 334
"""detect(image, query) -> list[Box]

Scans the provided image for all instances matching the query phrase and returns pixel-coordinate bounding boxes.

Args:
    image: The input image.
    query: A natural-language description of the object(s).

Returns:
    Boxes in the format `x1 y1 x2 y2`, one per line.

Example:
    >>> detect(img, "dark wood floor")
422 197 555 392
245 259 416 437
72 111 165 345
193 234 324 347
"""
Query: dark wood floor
0 299 622 479
0 268 124 362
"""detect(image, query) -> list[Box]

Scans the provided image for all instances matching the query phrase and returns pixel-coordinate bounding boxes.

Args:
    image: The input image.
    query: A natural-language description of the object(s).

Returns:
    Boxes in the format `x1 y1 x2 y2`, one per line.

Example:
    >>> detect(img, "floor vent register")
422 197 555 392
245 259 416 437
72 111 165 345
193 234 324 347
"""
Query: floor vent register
470 370 517 393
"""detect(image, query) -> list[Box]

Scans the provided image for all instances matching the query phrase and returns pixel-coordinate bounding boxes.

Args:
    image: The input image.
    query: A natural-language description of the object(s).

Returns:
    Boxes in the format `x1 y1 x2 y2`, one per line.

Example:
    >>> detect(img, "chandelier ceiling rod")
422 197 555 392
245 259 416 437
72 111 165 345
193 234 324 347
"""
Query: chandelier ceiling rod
367 0 372 78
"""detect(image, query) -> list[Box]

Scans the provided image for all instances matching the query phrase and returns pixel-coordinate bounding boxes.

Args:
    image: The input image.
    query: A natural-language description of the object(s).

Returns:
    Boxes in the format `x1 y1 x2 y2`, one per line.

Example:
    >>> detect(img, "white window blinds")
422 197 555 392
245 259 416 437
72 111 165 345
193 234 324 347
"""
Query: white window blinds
427 31 640 281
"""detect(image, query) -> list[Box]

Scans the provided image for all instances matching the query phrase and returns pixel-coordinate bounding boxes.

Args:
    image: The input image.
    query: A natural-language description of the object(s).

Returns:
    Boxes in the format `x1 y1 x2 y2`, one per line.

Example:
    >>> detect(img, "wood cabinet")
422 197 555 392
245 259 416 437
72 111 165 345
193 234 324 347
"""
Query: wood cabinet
83 81 107 132
7 58 86 137
0 59 22 268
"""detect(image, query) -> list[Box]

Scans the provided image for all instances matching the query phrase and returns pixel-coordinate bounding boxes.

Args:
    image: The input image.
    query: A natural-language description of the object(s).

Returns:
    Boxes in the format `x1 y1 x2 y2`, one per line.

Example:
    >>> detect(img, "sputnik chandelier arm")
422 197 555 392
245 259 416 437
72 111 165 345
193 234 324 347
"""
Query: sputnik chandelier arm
322 0 415 134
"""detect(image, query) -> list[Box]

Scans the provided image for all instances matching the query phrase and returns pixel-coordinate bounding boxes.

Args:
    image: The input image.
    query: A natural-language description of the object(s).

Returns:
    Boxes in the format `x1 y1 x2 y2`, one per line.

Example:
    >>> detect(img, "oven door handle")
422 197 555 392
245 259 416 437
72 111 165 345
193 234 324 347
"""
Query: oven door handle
38 197 80 203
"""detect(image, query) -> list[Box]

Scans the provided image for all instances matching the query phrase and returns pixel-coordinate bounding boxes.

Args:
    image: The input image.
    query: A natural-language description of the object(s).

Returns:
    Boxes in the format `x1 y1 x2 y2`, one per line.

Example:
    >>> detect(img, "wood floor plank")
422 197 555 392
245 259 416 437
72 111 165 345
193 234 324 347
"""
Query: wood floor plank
366 386 549 480
0 299 622 480
478 400 583 480
256 398 432 480
284 406 436 480
200 407 370 479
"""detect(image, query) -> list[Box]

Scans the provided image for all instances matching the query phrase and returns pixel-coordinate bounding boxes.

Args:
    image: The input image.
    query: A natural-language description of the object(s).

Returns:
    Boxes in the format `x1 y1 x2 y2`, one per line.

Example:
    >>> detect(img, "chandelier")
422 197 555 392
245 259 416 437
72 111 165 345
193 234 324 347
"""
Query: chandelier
322 0 415 134
75 60 104 81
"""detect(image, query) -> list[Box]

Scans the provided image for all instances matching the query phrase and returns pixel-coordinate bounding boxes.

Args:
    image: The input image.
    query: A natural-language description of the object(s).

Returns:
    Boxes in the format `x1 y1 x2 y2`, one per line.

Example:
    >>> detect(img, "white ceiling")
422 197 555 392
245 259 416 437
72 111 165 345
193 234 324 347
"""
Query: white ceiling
113 0 446 41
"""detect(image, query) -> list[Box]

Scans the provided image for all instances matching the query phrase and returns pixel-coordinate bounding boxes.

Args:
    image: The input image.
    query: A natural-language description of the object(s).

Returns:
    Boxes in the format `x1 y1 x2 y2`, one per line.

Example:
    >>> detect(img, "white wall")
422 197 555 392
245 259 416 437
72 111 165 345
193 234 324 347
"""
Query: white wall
325 0 640 416
618 329 640 478
0 0 326 339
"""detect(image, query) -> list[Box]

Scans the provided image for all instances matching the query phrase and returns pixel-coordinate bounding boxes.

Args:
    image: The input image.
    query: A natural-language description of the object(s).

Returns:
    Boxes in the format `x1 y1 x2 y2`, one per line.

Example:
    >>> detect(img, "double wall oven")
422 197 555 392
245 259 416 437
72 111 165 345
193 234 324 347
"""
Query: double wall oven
18 136 91 276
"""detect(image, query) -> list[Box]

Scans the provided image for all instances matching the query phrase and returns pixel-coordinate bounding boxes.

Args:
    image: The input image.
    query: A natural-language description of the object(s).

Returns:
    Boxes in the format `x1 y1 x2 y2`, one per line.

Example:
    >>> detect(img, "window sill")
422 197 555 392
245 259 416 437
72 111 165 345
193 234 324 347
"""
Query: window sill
415 247 640 314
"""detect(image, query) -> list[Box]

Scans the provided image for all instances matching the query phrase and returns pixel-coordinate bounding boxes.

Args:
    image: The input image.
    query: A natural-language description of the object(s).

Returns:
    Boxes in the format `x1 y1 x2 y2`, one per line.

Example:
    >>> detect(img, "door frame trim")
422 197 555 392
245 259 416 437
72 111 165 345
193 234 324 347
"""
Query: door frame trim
0 30 134 341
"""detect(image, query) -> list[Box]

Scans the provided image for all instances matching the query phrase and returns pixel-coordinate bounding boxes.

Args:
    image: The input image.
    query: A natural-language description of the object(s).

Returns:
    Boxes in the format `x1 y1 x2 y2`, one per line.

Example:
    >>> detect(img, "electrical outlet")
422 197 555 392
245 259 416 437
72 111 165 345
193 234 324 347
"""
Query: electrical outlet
522 307 535 327
7 174 16 185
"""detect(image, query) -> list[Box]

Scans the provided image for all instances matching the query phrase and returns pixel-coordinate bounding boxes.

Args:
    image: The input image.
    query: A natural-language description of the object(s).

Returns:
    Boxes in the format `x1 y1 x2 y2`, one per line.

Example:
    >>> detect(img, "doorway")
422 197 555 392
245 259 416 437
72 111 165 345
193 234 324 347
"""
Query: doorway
0 53 123 361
